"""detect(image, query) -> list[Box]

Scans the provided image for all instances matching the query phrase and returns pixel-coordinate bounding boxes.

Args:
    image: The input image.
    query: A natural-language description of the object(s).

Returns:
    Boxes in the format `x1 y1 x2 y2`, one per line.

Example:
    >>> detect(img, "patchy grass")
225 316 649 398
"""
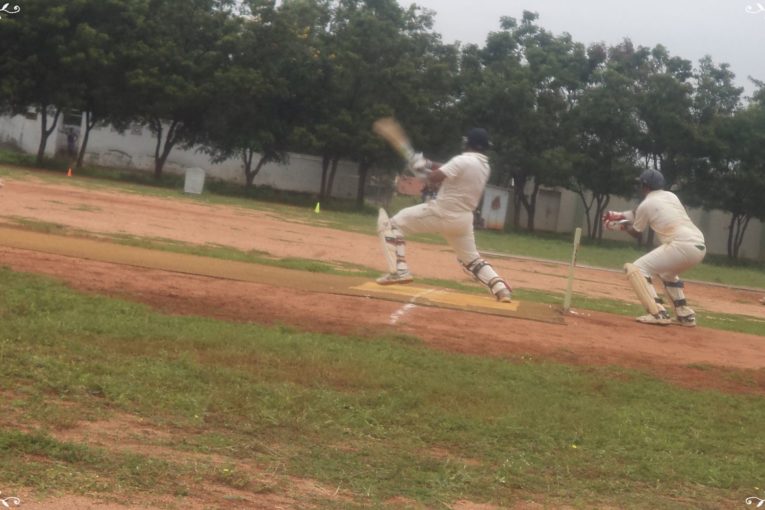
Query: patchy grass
2 162 763 291
0 268 764 508
2 215 763 338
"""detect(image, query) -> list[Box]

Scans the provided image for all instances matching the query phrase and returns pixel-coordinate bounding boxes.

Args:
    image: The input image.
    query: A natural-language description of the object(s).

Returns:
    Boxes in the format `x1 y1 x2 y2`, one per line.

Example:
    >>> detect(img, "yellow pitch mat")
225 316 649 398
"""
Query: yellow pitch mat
347 281 563 323
352 282 520 311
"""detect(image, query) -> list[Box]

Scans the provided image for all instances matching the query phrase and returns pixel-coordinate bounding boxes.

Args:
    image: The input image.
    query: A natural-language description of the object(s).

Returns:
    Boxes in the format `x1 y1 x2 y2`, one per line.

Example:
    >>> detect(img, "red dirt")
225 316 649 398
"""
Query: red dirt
1 175 764 508
1 177 763 378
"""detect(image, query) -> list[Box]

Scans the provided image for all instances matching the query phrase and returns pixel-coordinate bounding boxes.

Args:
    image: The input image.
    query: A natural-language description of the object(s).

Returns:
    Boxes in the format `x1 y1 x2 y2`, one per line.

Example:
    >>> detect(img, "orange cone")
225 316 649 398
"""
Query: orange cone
67 167 72 177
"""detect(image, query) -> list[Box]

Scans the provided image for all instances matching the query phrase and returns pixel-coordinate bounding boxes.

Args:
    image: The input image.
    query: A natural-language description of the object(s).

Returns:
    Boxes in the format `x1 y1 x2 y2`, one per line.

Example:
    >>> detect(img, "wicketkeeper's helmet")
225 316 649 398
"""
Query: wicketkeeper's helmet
637 169 665 190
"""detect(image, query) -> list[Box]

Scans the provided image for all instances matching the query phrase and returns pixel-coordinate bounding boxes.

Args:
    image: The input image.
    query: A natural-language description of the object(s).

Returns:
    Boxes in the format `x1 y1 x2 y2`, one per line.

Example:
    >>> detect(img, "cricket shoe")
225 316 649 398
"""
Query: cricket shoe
495 288 512 303
674 314 696 327
673 306 696 327
636 310 671 326
376 271 414 285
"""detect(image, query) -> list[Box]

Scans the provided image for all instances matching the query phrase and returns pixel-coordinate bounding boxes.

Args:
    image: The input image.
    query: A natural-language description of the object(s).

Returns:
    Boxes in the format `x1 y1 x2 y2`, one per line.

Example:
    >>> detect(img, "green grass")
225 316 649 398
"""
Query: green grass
1 267 764 508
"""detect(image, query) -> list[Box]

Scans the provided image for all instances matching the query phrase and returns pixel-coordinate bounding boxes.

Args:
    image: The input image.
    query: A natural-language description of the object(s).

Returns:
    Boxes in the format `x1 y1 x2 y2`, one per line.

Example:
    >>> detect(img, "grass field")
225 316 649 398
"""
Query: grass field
2 162 765 508
1 269 765 509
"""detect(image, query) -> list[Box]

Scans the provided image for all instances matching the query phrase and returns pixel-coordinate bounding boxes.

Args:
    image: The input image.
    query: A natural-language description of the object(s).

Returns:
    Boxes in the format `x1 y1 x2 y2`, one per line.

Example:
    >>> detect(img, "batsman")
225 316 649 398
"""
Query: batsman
603 169 706 327
375 128 513 303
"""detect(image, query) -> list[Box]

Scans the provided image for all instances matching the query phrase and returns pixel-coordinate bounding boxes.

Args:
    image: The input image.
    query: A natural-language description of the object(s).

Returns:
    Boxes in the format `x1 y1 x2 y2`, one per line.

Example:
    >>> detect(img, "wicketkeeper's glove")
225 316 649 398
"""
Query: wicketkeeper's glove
602 211 628 231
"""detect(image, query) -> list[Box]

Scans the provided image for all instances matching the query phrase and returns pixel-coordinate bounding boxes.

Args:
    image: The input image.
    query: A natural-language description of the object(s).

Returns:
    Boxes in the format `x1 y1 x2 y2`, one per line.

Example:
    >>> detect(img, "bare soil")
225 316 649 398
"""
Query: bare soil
1 175 764 509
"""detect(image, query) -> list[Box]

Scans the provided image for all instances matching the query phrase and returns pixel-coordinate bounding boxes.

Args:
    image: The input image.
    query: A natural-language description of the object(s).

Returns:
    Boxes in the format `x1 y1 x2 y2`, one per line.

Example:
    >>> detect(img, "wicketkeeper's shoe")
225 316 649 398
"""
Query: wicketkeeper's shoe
636 310 672 326
495 288 512 303
376 271 414 285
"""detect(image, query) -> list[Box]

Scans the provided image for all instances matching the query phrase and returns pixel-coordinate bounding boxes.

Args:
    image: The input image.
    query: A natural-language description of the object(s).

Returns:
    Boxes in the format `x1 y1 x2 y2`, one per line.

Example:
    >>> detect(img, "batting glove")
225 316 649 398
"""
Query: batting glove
409 152 431 174
605 219 630 231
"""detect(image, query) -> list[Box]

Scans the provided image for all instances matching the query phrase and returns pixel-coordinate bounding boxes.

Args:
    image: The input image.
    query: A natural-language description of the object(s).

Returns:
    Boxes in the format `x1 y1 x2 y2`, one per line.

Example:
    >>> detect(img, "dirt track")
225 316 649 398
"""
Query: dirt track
1 176 765 396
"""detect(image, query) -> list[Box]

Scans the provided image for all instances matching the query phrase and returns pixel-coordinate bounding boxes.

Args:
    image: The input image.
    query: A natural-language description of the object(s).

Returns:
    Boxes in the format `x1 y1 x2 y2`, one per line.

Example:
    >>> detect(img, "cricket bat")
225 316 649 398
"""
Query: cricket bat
372 117 416 162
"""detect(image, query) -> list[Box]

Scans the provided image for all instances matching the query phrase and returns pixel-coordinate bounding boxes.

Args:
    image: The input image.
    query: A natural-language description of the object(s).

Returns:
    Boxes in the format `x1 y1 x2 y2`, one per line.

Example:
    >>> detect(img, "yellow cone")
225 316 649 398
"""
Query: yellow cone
314 202 320 214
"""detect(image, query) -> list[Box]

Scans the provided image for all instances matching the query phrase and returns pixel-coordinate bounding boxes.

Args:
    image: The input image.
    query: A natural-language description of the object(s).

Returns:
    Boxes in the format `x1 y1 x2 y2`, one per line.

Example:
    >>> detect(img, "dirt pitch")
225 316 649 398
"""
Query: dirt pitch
1 175 765 509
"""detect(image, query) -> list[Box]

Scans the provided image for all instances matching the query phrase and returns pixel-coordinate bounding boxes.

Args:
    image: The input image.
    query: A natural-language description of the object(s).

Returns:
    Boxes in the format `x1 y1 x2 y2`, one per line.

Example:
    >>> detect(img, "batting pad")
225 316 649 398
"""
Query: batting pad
0 225 563 325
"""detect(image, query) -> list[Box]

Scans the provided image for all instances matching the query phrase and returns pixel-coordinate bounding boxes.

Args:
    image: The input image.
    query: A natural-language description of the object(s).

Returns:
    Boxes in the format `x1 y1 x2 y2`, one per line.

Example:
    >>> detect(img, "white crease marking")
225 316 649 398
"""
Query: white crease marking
388 288 436 325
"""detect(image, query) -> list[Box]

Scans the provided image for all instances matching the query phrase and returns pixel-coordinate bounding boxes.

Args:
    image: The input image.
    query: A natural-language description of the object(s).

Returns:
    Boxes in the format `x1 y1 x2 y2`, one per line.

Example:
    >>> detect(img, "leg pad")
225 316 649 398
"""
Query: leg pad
624 263 661 316
464 258 511 298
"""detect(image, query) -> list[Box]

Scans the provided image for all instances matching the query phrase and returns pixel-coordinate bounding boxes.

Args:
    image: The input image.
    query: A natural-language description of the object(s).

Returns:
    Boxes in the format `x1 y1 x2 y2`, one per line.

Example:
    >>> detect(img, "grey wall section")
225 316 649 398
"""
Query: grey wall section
2 113 763 260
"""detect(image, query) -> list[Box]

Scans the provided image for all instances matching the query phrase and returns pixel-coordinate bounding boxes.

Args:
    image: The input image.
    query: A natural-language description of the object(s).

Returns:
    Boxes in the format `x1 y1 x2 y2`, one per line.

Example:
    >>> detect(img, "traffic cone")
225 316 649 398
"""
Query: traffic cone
66 167 72 177
314 202 320 214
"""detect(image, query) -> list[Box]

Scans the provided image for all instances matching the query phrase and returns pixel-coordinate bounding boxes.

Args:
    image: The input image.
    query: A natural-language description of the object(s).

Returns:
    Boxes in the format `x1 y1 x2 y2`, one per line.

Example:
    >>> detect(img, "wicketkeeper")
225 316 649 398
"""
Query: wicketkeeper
603 169 706 326
375 128 512 303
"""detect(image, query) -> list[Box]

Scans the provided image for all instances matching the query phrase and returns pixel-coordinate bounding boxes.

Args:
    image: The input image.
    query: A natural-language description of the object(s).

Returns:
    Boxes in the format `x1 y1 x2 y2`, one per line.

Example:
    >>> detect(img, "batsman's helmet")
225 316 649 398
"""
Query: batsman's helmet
464 128 490 152
637 169 665 190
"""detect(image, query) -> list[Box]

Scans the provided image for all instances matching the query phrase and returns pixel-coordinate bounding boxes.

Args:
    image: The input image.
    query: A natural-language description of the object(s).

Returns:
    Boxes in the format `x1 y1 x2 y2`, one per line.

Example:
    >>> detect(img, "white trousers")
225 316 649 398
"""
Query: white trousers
391 202 479 264
633 241 706 281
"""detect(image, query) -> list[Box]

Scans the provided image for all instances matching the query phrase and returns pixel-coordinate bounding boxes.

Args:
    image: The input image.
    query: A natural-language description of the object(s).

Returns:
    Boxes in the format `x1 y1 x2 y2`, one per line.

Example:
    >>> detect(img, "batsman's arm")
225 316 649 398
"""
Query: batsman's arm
624 224 642 240
426 166 446 187
408 153 442 177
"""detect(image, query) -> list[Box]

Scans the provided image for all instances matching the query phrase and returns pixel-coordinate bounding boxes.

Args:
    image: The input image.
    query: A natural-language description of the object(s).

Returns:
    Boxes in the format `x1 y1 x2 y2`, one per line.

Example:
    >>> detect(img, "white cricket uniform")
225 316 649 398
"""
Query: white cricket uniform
630 190 706 280
392 152 489 263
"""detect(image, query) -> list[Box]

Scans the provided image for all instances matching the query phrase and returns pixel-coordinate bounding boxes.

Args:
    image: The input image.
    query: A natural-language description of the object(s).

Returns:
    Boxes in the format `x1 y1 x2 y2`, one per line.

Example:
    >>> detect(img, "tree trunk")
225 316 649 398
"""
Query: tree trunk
512 174 526 229
36 105 61 165
594 194 610 240
574 187 595 238
319 153 331 200
242 148 255 188
249 155 268 188
728 213 751 260
76 111 98 169
152 118 180 179
326 157 340 199
524 182 541 232
727 215 736 259
355 159 370 209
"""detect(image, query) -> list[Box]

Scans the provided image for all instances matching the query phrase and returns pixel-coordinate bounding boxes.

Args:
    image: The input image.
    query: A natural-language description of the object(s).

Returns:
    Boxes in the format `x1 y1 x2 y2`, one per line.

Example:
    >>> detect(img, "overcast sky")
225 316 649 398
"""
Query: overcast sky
411 0 765 98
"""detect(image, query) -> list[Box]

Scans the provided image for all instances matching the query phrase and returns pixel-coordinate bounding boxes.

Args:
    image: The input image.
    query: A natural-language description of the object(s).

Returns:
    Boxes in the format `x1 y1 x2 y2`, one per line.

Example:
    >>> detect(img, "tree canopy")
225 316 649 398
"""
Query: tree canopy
1 1 763 257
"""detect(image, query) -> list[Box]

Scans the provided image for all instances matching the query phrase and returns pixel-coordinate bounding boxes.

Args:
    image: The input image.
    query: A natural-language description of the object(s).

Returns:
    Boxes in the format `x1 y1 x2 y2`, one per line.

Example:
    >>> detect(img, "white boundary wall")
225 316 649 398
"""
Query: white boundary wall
0 112 359 199
510 184 765 261
1 112 763 260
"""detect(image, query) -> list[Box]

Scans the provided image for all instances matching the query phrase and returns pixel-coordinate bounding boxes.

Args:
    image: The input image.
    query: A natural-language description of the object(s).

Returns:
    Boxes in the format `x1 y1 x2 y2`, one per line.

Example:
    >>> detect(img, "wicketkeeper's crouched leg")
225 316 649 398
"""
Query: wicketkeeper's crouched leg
624 263 671 325
376 208 413 285
660 277 696 327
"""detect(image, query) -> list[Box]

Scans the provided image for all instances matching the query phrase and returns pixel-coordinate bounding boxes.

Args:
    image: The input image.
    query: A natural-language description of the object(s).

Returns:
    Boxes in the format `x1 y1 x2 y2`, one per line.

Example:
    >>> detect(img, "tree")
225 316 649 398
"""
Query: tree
568 41 642 239
694 90 765 259
507 18 592 231
685 57 749 258
60 0 146 169
0 1 86 164
199 0 329 188
124 0 238 179
299 0 454 206
458 16 529 227
632 45 695 189
461 12 592 231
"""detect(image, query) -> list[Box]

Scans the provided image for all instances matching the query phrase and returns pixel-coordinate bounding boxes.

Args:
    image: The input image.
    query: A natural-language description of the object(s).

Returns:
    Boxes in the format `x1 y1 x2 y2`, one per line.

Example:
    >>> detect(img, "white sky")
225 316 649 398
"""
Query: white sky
412 0 765 98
